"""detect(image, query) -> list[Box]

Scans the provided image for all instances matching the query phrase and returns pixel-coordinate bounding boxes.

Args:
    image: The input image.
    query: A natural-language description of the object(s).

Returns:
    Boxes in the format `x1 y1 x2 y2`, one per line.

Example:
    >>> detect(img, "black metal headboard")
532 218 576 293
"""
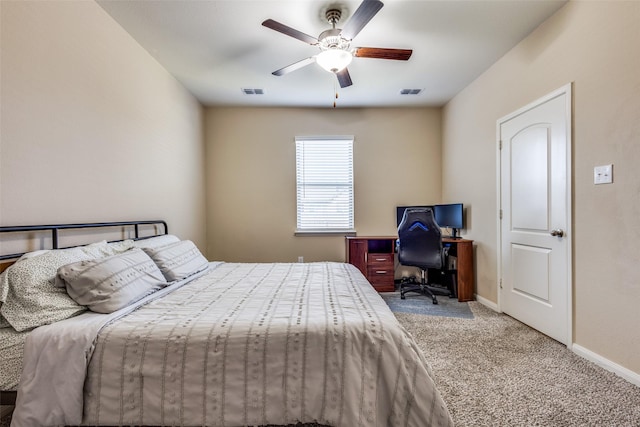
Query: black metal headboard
0 220 168 261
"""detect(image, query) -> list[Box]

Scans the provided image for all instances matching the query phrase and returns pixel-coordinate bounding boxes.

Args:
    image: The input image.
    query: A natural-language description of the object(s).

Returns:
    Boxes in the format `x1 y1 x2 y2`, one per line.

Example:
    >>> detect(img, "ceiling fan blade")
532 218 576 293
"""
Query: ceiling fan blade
272 57 316 76
336 68 353 88
354 47 413 61
340 0 384 41
262 19 318 45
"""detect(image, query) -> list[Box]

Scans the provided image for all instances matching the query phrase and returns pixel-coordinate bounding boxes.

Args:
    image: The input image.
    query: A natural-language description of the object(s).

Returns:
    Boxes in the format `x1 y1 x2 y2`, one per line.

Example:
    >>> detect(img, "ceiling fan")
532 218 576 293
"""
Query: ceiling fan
262 0 412 88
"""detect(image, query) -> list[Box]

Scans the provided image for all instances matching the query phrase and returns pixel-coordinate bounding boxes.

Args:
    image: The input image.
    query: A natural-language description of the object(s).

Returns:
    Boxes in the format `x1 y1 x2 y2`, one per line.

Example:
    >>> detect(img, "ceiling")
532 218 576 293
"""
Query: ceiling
97 0 567 108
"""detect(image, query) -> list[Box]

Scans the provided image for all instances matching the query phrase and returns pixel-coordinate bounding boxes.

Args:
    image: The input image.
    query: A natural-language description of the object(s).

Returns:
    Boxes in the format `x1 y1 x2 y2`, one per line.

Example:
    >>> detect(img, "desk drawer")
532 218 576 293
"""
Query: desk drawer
367 254 394 292
367 271 394 292
367 253 393 266
367 252 394 291
367 268 394 283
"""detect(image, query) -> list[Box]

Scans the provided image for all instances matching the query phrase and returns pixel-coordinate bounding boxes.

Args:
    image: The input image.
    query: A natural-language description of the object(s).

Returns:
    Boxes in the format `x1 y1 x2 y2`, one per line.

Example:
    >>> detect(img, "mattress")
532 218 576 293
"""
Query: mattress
12 262 453 427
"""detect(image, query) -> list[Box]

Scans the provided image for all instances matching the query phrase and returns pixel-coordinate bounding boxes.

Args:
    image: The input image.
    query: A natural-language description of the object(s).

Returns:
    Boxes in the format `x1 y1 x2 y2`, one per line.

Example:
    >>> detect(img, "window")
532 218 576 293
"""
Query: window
295 136 354 233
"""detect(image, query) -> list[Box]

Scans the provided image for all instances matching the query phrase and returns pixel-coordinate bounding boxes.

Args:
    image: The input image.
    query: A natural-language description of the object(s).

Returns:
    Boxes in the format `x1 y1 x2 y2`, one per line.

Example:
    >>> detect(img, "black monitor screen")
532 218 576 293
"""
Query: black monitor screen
433 203 464 229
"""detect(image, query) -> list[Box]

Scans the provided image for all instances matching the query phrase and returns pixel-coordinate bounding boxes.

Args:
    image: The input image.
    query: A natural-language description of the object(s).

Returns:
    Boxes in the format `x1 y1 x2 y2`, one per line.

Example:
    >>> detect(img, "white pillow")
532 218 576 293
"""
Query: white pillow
0 270 7 328
15 240 134 266
142 240 209 281
57 248 167 314
0 271 10 328
133 234 181 250
17 249 50 262
0 247 94 331
0 240 137 330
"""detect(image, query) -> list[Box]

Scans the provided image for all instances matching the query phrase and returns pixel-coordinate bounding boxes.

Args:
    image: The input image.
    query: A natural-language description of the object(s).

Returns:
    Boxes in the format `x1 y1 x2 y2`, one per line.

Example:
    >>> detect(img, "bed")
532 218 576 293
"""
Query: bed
0 221 453 427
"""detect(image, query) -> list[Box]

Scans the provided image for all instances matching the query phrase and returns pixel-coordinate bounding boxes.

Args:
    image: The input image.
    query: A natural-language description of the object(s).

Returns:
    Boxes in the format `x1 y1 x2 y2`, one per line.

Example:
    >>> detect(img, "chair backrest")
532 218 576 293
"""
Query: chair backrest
397 207 443 270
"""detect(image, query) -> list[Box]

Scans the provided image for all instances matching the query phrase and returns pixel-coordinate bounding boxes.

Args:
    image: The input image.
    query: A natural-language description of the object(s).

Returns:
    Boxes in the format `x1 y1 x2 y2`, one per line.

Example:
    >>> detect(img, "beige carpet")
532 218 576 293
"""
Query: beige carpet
3 302 639 426
398 302 640 426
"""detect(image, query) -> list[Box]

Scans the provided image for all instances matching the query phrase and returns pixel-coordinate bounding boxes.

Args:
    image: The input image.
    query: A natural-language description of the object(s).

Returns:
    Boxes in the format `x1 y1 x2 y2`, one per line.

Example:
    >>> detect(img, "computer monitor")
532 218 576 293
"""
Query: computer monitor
433 203 464 238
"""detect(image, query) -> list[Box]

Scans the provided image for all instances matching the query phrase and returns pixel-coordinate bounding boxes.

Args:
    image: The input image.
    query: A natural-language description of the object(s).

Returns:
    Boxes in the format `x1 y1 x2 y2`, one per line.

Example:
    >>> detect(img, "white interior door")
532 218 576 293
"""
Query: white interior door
498 85 572 345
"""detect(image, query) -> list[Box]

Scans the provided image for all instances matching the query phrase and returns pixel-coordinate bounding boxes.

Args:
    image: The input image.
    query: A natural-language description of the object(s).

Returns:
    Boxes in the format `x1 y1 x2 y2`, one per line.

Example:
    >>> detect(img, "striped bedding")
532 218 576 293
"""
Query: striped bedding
12 262 453 427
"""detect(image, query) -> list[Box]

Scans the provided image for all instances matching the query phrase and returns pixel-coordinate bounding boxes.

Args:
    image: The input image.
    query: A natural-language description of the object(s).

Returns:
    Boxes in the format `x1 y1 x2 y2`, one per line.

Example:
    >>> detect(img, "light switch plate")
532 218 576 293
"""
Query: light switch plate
594 164 613 184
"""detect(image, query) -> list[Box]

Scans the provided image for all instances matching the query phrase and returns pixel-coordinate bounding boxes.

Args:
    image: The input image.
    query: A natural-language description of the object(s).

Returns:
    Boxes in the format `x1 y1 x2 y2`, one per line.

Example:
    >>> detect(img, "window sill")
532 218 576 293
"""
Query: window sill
295 229 356 237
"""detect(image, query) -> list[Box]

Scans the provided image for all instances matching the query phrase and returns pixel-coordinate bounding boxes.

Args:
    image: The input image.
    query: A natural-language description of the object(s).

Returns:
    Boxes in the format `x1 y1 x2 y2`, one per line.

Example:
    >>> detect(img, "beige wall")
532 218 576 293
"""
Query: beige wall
443 1 640 374
0 1 207 250
205 107 441 263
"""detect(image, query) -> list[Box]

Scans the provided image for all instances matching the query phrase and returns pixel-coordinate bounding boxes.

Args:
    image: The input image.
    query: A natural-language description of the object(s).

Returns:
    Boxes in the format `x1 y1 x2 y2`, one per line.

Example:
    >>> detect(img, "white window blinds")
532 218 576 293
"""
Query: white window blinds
295 136 354 233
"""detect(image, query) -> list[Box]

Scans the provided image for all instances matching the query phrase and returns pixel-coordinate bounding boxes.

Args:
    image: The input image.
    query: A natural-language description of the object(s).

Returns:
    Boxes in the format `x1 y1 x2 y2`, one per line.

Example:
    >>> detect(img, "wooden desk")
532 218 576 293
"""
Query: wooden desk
345 236 397 292
346 236 475 302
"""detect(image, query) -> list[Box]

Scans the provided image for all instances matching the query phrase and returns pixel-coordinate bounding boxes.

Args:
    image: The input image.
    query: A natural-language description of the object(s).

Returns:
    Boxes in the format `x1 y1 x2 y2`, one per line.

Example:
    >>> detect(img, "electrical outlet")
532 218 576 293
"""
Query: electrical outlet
298 256 304 263
594 164 613 185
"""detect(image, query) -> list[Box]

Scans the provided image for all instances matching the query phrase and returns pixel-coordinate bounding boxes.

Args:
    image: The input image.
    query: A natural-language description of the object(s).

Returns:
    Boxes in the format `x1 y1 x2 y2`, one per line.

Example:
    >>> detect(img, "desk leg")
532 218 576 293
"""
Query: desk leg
455 241 474 302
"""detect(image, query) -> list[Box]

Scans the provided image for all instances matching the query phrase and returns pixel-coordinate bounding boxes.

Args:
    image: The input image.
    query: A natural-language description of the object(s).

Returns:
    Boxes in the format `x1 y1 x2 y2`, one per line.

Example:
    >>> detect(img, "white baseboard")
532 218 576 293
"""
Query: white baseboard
474 294 499 312
572 344 640 387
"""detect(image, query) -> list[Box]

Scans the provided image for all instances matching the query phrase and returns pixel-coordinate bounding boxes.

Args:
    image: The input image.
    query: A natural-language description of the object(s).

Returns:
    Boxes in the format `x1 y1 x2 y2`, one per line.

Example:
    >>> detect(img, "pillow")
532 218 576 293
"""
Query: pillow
0 247 94 331
0 269 9 305
47 241 133 288
133 234 180 250
0 271 9 328
57 248 167 314
17 249 50 262
0 270 8 328
11 241 133 269
81 239 135 258
142 240 208 281
0 240 137 331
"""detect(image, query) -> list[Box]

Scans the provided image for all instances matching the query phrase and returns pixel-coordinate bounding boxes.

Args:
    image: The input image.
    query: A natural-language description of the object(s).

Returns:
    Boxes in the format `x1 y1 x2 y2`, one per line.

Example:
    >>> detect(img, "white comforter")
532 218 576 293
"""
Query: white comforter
12 262 452 427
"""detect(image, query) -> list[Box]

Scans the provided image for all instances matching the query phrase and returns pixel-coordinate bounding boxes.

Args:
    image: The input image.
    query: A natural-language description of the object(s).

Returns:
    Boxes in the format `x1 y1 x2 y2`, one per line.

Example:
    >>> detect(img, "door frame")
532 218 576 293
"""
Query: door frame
496 83 573 348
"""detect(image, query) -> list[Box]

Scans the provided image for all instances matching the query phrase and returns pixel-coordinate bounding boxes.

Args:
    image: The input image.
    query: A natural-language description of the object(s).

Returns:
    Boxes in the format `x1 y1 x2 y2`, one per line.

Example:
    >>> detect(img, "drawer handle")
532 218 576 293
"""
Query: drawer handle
375 270 387 274
375 258 387 261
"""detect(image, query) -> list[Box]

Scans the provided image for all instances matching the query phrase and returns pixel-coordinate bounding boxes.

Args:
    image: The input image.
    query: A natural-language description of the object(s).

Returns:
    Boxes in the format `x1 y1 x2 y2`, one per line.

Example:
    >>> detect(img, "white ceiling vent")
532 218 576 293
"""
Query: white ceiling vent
400 89 422 95
242 88 265 95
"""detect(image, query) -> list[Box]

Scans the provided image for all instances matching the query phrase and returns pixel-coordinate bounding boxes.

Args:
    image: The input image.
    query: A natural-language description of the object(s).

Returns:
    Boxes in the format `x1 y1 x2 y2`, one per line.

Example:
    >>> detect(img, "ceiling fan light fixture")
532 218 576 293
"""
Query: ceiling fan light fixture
316 49 353 73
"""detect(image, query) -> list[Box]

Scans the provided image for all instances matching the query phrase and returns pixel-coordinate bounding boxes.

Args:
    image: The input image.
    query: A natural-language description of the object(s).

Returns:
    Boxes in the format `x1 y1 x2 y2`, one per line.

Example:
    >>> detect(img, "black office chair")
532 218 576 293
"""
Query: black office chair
397 207 455 304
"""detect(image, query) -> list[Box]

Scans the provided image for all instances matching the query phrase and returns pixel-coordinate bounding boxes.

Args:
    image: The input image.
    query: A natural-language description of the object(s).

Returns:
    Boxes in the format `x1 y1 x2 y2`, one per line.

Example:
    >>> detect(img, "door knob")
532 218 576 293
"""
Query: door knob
550 229 564 237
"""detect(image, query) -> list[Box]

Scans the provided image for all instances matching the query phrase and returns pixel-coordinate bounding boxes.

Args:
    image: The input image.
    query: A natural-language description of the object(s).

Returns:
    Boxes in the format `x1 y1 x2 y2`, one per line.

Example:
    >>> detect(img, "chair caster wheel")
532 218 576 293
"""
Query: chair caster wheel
432 298 438 305
401 294 406 300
